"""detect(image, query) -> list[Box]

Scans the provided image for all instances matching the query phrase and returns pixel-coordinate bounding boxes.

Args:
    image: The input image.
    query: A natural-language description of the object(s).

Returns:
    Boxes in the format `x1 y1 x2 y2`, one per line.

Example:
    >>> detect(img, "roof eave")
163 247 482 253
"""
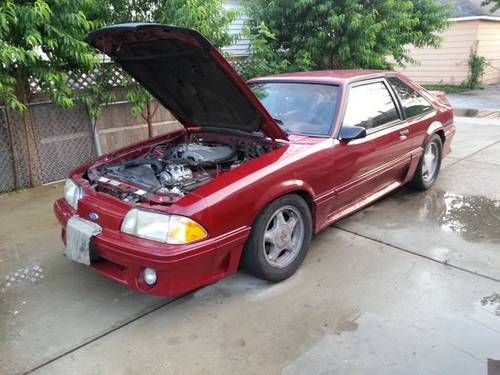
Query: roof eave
449 15 500 22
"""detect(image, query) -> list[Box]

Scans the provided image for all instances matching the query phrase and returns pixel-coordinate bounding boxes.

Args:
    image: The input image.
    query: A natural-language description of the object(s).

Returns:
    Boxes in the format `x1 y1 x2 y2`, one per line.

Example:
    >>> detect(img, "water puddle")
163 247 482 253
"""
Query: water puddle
407 190 500 242
480 293 500 316
363 189 500 243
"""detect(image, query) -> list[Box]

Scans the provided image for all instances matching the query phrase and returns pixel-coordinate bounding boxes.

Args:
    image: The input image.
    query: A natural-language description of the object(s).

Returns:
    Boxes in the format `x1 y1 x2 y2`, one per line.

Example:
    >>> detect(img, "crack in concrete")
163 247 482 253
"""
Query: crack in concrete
335 226 500 284
22 294 186 375
444 139 500 170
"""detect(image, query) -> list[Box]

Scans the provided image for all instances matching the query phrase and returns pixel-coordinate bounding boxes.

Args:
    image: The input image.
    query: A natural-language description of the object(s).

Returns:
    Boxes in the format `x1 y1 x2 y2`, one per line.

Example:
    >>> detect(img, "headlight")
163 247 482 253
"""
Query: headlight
121 209 207 244
64 179 83 210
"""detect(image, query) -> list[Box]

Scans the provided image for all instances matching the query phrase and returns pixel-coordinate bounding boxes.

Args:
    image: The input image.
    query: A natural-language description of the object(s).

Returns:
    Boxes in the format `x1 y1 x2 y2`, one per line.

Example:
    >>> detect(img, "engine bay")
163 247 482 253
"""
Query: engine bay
87 133 273 204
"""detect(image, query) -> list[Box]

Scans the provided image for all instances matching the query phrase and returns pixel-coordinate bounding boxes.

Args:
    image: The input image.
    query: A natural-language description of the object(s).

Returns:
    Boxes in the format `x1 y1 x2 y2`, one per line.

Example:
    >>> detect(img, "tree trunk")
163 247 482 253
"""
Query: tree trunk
145 101 153 138
15 69 42 187
144 101 159 139
4 108 20 189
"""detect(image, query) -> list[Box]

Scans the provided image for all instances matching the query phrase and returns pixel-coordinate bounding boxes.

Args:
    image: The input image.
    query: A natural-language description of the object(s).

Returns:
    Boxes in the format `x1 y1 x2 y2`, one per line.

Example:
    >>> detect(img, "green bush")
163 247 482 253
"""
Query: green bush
464 43 486 90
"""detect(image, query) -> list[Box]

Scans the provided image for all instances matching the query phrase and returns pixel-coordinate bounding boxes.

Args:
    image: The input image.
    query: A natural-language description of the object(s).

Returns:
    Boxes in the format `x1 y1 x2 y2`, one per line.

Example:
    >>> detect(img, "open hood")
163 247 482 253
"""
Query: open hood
87 23 287 140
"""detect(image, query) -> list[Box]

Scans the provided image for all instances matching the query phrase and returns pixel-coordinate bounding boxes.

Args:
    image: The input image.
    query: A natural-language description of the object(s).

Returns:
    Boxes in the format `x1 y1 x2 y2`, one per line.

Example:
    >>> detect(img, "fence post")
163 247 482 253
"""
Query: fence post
3 107 20 190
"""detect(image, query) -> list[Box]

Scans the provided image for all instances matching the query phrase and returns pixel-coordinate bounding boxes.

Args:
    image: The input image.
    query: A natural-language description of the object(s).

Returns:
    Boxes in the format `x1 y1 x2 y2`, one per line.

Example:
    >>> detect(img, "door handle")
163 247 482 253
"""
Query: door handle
399 129 409 139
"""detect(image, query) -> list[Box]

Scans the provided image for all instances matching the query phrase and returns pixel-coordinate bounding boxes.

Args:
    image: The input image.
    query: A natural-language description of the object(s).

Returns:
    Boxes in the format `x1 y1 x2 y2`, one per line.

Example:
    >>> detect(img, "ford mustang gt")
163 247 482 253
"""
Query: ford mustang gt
54 23 455 296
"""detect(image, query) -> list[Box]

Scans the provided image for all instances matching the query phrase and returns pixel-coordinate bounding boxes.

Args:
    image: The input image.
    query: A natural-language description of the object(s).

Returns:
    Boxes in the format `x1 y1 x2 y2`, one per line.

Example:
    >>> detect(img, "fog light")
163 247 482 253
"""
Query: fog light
143 268 157 286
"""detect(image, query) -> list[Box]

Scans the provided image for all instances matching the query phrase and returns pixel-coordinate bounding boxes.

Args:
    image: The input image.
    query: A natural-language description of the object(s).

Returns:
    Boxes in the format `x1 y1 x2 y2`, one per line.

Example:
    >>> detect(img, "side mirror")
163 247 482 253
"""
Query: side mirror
339 125 367 142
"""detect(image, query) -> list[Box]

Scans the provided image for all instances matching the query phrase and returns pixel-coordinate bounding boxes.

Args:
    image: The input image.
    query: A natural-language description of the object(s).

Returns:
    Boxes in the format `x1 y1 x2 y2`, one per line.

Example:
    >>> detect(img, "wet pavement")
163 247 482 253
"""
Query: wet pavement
447 85 500 112
337 116 500 282
2 116 500 374
0 185 168 374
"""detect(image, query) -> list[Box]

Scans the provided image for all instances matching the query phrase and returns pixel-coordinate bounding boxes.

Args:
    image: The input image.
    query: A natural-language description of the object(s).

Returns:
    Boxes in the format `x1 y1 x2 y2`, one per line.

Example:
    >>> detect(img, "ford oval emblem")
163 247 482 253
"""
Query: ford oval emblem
89 212 99 221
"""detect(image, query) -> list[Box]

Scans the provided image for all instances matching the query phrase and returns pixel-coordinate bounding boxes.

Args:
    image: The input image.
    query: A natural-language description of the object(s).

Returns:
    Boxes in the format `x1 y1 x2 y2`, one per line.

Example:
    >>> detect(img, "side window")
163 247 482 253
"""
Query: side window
388 77 434 118
343 82 399 131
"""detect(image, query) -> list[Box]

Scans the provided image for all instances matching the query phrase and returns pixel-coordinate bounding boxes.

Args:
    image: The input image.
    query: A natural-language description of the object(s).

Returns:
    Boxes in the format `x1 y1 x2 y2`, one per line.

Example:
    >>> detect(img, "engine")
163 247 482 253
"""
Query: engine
90 136 271 203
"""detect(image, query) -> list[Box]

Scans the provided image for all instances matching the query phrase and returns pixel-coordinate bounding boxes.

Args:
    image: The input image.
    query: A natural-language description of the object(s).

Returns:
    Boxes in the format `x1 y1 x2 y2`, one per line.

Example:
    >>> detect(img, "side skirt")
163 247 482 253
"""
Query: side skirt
317 181 402 232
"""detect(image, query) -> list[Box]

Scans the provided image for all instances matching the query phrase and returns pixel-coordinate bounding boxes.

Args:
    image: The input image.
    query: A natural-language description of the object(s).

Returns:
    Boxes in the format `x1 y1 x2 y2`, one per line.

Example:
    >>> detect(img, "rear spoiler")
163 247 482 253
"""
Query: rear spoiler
428 90 451 107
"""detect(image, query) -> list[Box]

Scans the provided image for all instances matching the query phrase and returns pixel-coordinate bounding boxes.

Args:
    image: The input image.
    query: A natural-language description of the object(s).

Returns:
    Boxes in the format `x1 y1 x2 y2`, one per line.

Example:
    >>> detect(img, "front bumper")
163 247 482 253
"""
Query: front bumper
54 198 250 296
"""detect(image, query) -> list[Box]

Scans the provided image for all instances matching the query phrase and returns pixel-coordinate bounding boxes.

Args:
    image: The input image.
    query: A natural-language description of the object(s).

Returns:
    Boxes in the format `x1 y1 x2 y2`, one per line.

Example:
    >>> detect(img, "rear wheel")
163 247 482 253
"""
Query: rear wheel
409 134 442 190
241 194 312 282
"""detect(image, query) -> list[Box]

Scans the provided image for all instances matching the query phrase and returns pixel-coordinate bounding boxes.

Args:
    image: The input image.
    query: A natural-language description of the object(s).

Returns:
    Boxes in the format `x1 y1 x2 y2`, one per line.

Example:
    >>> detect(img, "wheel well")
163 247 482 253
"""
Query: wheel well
249 190 316 234
292 190 315 213
435 129 445 145
289 190 316 228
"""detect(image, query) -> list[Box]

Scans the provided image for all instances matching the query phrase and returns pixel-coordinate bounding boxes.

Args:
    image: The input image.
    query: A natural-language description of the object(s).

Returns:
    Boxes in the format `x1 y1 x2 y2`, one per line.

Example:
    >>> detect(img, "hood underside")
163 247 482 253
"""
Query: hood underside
87 23 287 140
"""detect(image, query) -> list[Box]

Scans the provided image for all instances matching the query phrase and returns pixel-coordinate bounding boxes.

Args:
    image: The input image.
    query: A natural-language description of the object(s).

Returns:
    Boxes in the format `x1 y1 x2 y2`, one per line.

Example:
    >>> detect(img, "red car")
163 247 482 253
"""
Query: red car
54 23 455 296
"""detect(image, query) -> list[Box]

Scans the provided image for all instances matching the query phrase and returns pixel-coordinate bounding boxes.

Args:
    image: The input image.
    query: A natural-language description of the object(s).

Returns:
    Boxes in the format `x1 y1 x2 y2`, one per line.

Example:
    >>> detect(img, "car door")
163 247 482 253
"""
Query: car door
328 79 413 214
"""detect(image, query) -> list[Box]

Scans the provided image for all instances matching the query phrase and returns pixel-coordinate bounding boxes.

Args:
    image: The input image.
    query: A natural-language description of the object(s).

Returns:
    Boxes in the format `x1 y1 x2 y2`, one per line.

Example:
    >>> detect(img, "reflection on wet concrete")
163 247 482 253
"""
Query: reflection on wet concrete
481 293 500 316
454 108 500 120
384 189 500 243
2 265 44 289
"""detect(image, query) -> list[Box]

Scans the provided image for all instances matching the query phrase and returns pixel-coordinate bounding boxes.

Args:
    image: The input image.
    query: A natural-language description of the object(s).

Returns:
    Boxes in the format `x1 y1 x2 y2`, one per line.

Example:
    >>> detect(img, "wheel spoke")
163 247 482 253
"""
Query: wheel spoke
286 215 298 232
422 162 429 176
264 231 274 243
276 211 286 226
268 245 282 261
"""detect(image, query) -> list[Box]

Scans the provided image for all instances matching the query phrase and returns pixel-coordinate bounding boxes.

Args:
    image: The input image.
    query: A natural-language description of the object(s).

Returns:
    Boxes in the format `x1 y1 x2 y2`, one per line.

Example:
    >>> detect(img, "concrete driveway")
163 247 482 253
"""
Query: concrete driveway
2 117 500 375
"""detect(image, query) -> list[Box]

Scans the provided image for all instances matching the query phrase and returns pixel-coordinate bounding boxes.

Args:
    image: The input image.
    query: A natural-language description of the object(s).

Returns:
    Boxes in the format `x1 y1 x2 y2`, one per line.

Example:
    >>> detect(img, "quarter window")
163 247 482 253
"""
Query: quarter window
343 82 399 131
388 77 434 118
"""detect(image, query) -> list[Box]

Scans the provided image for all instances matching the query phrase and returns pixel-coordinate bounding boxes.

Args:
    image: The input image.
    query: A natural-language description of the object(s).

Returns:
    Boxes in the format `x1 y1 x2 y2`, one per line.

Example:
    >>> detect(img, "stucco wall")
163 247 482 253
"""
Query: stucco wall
399 20 480 84
476 20 500 85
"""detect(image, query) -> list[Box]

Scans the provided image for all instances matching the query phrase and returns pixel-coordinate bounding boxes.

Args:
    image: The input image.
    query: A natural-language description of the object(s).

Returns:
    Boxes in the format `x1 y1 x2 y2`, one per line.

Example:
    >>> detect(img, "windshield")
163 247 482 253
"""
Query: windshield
250 82 340 136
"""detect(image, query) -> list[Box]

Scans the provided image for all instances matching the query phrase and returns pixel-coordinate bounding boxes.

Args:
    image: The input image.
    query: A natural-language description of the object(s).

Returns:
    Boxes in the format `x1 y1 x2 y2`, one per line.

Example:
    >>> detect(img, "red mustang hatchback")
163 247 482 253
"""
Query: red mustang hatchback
54 23 455 296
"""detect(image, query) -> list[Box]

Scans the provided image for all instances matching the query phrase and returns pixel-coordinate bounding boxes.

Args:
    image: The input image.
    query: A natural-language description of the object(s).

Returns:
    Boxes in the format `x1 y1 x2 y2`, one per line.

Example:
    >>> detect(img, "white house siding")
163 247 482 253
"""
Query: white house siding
222 0 250 56
476 20 500 84
398 20 480 84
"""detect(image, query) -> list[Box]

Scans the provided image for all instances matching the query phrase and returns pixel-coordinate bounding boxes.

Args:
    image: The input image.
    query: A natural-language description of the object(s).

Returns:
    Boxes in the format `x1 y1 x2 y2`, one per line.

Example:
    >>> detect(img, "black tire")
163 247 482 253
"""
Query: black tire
409 134 442 190
241 194 313 282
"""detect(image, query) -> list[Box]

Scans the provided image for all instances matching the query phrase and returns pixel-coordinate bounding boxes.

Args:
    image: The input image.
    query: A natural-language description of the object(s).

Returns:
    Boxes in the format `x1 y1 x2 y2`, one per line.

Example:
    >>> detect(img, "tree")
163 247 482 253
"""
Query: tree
94 0 237 138
482 0 500 12
236 22 314 80
0 0 100 186
243 0 451 74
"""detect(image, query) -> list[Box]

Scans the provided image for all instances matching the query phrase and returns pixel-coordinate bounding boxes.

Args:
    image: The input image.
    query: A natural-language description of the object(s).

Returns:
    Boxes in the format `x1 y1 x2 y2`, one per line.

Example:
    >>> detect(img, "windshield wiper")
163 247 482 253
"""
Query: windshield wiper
273 118 290 135
273 118 284 125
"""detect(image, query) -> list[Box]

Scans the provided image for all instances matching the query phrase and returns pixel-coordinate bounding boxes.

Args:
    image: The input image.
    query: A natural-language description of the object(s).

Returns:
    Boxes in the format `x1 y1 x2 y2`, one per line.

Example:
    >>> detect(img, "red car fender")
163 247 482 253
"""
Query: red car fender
426 120 446 144
250 179 316 224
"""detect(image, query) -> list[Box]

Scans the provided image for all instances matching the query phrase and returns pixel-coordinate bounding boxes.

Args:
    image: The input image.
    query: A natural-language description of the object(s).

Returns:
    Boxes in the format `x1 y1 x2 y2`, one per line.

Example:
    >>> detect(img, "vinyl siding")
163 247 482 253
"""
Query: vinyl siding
476 21 500 84
222 0 250 56
398 20 480 84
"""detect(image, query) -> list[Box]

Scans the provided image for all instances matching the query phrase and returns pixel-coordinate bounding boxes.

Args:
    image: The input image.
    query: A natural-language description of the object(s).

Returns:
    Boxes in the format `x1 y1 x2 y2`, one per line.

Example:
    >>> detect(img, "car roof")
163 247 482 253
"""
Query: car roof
248 70 401 85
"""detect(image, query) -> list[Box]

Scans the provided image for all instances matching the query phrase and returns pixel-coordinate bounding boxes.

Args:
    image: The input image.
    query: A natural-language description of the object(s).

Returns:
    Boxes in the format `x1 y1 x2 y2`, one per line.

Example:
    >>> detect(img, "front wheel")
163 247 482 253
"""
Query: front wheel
409 134 442 190
241 194 312 282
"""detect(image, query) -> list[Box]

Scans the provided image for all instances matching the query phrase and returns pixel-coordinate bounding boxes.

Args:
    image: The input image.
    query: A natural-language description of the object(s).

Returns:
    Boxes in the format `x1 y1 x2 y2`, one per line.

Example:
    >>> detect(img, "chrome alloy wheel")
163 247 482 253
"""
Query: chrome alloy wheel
263 205 305 268
422 142 439 183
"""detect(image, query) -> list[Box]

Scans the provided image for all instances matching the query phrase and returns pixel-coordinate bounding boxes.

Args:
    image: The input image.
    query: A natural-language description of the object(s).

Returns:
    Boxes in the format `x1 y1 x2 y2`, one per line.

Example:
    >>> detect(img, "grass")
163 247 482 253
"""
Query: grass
422 84 474 94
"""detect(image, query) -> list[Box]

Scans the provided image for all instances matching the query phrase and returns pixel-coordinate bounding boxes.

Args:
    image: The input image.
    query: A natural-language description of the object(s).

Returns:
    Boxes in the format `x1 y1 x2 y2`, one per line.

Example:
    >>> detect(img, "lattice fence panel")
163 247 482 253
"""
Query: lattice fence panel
30 102 97 184
29 65 132 94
